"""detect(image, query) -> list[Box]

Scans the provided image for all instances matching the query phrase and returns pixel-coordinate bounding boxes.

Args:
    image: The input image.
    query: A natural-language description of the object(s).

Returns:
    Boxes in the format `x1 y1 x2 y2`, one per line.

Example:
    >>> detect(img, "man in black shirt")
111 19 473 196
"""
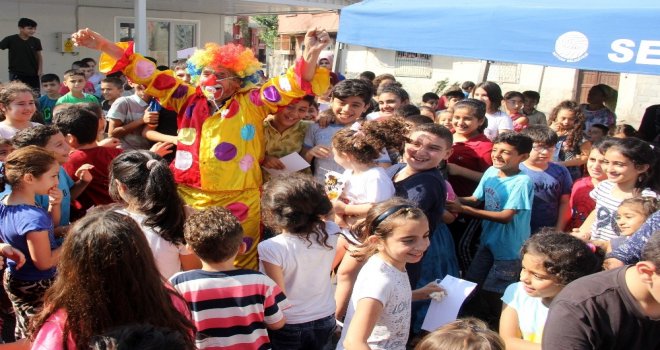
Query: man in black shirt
543 231 660 349
0 18 42 91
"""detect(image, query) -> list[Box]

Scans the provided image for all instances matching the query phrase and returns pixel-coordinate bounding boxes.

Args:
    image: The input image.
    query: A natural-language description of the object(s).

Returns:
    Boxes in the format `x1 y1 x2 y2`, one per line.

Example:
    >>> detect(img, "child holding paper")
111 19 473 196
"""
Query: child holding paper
262 96 315 181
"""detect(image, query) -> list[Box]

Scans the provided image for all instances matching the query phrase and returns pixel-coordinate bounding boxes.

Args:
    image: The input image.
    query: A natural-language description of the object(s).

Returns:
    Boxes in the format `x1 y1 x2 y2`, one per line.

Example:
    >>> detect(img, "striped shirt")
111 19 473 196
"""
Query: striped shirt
170 269 288 350
589 181 657 241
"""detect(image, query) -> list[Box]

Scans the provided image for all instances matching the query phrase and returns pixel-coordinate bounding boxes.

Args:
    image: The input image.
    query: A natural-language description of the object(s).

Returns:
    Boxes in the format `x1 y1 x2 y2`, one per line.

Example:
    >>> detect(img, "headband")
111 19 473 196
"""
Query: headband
371 204 414 231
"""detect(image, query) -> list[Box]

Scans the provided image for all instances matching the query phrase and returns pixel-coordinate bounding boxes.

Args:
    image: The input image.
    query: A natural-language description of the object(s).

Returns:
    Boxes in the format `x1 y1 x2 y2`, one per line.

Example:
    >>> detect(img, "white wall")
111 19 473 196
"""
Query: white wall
616 73 660 128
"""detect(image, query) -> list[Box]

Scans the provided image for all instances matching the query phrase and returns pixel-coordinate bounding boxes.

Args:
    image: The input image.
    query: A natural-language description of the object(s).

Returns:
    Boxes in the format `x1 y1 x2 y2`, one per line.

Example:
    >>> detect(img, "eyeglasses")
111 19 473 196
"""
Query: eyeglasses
532 144 555 152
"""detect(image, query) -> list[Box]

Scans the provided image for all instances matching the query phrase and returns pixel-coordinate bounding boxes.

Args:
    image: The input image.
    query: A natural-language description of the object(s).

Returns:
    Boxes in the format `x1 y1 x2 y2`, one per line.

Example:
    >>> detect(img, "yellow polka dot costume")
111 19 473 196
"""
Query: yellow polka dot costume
99 42 329 269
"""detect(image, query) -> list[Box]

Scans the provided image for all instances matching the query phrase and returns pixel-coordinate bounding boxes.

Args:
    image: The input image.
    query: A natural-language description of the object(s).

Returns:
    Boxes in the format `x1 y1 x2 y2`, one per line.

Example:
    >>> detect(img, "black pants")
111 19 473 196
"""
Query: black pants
8 72 40 92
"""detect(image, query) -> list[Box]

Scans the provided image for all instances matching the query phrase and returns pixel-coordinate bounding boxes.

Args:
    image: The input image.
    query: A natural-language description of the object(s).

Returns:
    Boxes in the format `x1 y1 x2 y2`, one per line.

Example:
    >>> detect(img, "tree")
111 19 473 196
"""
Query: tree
253 15 278 49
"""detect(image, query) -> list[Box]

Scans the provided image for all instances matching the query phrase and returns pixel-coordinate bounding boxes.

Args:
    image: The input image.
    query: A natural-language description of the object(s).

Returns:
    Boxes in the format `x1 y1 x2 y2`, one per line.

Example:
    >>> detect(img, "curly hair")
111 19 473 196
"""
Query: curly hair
29 209 196 349
547 100 585 151
262 173 334 249
521 230 604 286
187 42 261 87
332 117 408 164
184 207 244 263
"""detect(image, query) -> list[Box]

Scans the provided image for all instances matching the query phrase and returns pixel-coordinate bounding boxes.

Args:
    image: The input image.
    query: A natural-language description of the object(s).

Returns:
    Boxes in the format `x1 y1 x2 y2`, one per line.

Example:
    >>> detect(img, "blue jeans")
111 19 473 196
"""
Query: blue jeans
269 314 336 350
465 247 520 294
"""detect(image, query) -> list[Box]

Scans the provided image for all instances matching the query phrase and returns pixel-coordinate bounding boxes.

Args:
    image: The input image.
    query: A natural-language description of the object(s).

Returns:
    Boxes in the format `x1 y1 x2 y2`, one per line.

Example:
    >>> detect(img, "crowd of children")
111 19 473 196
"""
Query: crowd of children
0 20 658 350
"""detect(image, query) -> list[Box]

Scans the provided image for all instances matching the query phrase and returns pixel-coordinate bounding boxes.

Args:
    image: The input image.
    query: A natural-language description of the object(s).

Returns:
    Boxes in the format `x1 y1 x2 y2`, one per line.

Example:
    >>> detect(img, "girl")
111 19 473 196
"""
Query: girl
503 91 527 132
109 150 200 279
29 209 196 349
0 82 40 140
473 81 512 141
258 173 339 350
366 85 409 121
331 117 408 228
607 197 659 252
564 142 608 231
581 84 616 133
338 198 439 350
548 100 591 181
436 109 454 132
415 318 505 350
499 231 603 349
446 99 493 271
0 146 61 339
578 137 659 242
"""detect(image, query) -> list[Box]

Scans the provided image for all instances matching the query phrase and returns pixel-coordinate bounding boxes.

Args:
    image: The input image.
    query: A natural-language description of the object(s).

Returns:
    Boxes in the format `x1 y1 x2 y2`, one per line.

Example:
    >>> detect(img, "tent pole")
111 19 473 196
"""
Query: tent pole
480 60 491 82
134 0 147 55
538 65 546 93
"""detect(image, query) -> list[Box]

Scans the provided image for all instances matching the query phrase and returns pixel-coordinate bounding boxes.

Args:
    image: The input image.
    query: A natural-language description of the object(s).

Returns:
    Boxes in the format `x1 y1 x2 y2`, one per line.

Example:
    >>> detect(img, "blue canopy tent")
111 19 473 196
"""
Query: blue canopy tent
337 0 660 75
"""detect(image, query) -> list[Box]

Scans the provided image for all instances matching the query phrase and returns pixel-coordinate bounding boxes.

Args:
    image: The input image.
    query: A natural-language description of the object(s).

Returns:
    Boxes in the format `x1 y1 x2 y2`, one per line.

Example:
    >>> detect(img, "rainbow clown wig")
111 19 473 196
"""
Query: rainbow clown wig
186 42 262 88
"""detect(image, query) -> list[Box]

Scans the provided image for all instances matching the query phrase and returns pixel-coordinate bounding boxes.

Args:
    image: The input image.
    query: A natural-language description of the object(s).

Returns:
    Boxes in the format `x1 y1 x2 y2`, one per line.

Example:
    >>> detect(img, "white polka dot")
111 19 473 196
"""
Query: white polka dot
174 150 193 170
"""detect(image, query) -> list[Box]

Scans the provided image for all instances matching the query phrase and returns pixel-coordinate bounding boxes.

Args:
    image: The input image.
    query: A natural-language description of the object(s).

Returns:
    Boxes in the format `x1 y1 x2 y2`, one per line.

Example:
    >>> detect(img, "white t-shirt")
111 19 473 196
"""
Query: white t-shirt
257 221 339 324
0 122 41 140
337 254 411 350
343 167 395 205
118 209 192 279
501 282 548 344
484 110 513 141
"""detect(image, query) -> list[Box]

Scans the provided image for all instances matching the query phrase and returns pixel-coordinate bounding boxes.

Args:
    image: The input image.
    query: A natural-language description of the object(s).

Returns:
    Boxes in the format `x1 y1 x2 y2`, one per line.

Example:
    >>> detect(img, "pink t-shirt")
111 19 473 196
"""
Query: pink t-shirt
31 291 190 350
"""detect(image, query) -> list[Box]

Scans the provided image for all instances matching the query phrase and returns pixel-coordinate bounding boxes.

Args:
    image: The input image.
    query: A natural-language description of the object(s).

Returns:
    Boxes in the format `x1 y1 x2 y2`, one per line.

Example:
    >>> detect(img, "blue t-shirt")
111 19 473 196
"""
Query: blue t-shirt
37 95 58 124
519 162 573 233
35 167 74 226
473 166 533 260
0 203 58 281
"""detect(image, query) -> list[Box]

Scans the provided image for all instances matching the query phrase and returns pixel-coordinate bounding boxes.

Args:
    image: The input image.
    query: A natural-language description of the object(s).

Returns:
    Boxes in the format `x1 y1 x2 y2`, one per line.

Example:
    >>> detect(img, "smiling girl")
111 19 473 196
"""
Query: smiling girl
0 82 40 139
366 84 409 121
499 231 603 349
473 82 513 141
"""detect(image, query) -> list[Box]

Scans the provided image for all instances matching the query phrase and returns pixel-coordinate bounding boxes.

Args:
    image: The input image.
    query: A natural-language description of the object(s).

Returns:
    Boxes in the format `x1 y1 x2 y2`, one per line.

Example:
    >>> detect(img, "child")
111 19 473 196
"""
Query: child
395 104 421 119
38 74 61 124
331 117 407 228
503 91 527 132
436 109 454 132
0 146 62 338
306 98 320 121
262 96 315 177
446 99 493 270
607 197 659 252
81 57 105 97
0 137 13 161
441 89 465 111
109 151 199 279
303 79 389 182
0 18 42 91
519 125 573 233
29 209 195 349
366 84 410 121
415 318 505 350
106 81 153 150
258 174 339 349
522 90 547 125
564 142 608 231
55 69 99 106
548 100 590 181
588 123 608 143
474 81 513 141
581 84 616 133
609 124 639 138
338 198 439 350
446 133 534 328
53 104 122 213
577 137 659 242
171 59 191 83
419 106 436 121
0 81 40 140
499 231 603 348
171 207 288 350
421 92 440 110
99 77 124 115
461 81 475 98
12 125 93 227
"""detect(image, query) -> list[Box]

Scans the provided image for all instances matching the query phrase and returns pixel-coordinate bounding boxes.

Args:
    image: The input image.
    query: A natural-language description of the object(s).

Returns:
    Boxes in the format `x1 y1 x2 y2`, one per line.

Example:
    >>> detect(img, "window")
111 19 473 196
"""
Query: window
487 62 521 84
394 51 432 78
116 18 199 66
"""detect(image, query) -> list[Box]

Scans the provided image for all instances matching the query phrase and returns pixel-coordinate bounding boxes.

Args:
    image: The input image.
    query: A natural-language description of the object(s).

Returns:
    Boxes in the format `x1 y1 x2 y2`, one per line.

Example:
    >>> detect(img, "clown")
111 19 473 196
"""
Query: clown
72 27 330 269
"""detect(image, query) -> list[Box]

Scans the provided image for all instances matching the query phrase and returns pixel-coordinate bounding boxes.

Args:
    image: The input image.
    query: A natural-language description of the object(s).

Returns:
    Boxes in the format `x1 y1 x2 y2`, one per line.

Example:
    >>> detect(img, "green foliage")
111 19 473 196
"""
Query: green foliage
434 78 460 94
253 15 278 49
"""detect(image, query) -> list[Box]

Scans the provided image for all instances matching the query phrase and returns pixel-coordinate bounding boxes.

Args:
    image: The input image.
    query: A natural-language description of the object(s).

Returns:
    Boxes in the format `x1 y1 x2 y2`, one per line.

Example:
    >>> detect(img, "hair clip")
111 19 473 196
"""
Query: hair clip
586 242 597 253
145 159 159 170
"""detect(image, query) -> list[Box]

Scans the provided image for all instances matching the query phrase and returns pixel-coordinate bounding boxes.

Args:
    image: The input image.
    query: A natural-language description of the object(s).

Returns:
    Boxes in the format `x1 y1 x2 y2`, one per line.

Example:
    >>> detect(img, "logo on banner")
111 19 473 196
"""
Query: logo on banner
554 31 589 63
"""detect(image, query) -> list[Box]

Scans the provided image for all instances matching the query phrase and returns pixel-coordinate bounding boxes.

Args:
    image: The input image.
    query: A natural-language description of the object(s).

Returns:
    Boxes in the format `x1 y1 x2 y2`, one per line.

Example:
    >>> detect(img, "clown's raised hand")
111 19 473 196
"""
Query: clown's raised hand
71 28 125 61
305 27 332 55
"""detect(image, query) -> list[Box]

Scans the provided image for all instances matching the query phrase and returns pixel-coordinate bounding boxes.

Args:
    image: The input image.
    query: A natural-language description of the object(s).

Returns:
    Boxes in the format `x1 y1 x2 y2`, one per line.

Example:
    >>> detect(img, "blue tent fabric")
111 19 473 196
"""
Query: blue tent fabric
338 0 660 75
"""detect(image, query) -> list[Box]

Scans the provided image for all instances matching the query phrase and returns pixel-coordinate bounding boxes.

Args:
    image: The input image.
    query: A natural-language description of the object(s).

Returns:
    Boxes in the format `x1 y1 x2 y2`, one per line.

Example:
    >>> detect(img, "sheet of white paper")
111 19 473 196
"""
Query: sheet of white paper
421 275 477 332
264 152 310 176
177 47 197 59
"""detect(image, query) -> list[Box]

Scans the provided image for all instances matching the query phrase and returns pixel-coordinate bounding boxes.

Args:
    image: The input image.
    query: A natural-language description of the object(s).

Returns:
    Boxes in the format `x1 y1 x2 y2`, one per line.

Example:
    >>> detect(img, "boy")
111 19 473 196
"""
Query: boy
443 89 465 110
303 79 390 182
11 125 93 227
543 231 660 349
421 92 440 110
53 104 122 214
171 59 191 83
56 69 99 106
38 74 61 124
446 132 534 328
106 81 154 150
519 125 572 233
99 77 124 115
0 18 42 91
588 123 609 144
461 81 475 98
170 207 288 350
522 90 547 125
